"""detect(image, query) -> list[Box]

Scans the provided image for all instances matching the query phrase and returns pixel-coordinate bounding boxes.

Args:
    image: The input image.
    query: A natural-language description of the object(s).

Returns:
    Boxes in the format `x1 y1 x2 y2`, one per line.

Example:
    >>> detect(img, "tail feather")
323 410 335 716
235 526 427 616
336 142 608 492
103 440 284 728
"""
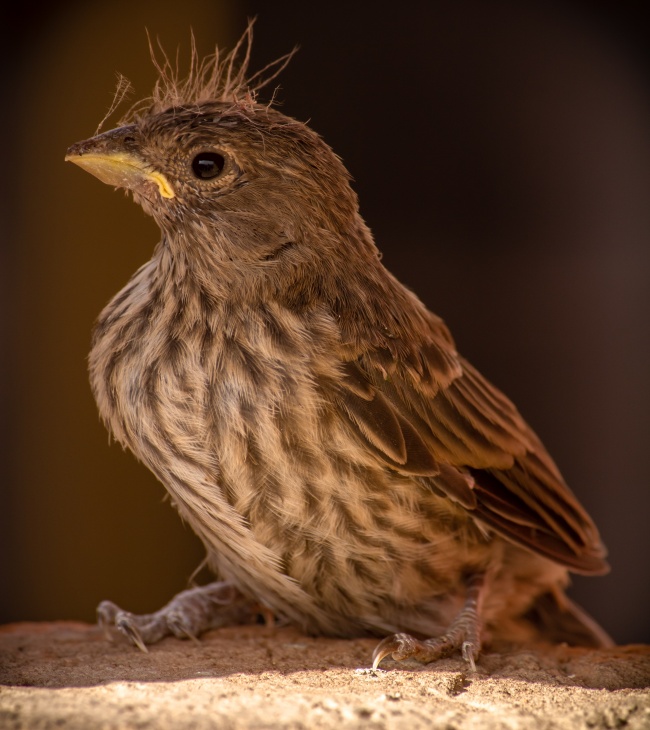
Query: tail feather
525 590 614 648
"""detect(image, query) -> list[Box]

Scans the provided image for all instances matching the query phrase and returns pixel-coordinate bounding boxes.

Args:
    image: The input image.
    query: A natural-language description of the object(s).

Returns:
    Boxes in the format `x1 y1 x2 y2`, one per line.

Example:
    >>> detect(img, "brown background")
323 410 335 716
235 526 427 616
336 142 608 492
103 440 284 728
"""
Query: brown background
2 0 649 645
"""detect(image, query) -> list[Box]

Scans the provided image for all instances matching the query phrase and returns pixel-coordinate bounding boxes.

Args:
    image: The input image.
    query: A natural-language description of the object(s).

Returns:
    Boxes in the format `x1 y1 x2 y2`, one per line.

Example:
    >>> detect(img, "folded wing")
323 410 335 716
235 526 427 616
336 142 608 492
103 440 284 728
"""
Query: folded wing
324 329 608 575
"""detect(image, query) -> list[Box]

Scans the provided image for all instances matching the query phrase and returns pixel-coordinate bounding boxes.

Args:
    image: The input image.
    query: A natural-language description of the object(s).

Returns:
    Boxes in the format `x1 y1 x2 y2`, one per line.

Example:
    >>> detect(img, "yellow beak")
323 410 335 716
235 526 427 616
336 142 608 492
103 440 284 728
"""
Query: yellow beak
65 150 175 199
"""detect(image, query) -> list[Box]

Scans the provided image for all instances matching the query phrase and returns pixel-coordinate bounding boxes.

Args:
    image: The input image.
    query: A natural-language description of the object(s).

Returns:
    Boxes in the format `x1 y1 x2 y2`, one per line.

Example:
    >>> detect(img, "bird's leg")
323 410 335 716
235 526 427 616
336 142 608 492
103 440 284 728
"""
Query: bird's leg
97 581 260 652
372 572 486 670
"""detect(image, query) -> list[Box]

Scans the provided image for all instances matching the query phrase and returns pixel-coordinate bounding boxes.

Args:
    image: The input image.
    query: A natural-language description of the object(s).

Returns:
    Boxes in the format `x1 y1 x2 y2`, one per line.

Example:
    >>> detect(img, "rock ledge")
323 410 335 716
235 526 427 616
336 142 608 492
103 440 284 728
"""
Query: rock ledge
1 622 649 729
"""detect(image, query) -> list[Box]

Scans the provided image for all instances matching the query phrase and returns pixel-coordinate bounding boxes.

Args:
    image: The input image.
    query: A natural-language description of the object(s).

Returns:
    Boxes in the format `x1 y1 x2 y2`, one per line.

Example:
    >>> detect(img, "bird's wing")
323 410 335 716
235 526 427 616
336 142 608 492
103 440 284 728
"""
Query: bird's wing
323 327 608 575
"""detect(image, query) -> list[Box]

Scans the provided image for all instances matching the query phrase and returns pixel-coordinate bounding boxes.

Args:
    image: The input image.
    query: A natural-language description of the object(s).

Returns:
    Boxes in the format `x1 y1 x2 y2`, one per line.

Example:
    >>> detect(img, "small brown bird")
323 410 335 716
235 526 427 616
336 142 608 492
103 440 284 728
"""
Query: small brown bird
66 30 611 669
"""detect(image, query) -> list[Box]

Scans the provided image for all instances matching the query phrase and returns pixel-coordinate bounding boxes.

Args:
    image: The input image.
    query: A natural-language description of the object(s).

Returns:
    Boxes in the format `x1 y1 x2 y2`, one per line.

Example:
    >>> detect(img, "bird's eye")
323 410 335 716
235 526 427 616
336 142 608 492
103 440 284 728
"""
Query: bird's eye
191 152 226 180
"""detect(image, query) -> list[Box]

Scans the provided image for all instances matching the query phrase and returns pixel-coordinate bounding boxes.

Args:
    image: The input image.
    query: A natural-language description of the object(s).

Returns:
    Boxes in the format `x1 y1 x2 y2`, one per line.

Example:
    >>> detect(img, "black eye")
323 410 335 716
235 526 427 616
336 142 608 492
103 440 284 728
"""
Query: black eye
191 152 226 180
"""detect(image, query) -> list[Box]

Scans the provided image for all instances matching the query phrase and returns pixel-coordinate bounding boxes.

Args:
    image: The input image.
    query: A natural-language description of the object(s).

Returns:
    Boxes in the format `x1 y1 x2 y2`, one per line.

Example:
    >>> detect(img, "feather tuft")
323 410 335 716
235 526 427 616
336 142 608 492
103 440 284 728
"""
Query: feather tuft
120 20 296 125
95 73 134 135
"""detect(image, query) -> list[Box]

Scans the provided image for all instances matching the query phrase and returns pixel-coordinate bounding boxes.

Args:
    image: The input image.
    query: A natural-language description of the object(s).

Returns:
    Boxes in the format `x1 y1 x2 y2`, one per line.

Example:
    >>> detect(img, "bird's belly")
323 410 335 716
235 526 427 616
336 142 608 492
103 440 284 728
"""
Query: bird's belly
94 339 486 631
89 303 530 637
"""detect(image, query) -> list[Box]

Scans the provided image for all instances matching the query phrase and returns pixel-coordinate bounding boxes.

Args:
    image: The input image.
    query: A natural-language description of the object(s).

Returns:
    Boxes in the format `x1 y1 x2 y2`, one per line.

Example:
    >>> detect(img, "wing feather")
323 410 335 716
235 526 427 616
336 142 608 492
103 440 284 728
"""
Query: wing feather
324 333 608 575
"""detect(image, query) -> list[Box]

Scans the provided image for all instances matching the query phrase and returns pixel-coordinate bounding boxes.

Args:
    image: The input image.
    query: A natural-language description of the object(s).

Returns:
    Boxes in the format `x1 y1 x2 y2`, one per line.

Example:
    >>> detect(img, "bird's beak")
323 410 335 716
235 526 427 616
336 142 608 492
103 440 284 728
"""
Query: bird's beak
65 134 175 200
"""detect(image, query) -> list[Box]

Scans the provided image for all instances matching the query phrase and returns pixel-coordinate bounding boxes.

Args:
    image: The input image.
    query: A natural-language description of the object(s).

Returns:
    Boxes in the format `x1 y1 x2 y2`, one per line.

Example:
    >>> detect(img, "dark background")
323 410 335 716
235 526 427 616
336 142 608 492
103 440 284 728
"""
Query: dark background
2 0 649 644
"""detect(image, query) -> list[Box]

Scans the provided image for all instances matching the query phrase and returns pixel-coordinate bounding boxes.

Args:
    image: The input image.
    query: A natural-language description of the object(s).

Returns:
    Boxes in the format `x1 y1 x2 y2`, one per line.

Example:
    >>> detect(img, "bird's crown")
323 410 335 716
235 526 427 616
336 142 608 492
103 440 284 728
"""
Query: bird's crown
100 22 294 131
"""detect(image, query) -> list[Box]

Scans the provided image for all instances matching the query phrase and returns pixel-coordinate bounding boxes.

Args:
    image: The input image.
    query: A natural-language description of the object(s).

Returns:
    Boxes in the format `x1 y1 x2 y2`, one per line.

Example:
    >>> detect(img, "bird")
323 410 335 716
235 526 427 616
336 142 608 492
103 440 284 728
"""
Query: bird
65 28 612 670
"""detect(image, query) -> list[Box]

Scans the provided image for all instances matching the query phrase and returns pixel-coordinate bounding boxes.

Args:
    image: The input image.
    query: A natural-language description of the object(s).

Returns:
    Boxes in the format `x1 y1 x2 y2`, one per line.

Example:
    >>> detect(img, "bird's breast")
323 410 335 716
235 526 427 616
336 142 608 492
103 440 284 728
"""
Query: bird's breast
87 266 498 634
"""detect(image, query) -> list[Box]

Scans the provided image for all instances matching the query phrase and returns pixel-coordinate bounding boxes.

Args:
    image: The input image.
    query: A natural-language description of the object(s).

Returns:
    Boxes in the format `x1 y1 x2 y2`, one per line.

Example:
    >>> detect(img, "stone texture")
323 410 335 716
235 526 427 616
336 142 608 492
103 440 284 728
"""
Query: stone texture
1 622 649 729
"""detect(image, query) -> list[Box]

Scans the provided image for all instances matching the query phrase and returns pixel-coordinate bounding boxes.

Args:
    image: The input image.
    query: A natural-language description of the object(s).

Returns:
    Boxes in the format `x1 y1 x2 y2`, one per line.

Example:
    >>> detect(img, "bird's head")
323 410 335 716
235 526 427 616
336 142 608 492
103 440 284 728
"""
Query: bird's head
66 29 366 272
67 103 356 234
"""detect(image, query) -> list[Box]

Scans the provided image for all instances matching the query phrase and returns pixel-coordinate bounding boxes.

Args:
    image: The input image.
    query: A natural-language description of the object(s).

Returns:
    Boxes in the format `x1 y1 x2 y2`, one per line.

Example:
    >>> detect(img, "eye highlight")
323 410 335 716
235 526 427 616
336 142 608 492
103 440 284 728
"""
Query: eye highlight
191 152 226 180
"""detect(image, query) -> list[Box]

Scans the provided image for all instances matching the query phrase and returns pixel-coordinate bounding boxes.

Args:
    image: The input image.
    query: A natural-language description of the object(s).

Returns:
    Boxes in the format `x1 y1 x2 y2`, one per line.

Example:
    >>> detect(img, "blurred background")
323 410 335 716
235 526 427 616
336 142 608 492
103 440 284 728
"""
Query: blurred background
1 0 648 644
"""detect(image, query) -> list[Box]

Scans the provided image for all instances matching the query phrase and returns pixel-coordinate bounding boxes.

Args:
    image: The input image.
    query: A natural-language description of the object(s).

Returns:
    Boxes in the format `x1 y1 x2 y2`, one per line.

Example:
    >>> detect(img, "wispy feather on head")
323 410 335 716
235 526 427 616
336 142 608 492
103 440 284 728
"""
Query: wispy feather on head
97 21 296 133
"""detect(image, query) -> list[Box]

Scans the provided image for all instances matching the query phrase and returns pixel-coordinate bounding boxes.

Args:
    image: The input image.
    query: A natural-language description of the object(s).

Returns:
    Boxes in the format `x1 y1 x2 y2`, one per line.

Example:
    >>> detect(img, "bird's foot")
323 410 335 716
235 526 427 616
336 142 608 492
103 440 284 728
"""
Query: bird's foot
372 572 485 670
97 580 258 651
372 632 480 672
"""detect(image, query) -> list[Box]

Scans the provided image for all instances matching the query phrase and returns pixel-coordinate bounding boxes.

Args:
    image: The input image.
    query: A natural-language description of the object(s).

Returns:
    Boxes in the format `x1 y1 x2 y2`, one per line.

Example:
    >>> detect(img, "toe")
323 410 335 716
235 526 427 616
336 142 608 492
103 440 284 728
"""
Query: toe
167 612 201 644
96 600 120 640
115 612 149 653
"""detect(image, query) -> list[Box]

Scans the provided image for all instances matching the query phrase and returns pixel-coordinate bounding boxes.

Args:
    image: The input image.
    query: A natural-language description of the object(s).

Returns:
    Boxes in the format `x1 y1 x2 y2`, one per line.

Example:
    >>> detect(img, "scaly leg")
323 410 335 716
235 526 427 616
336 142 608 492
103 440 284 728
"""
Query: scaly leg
372 573 485 670
97 581 259 652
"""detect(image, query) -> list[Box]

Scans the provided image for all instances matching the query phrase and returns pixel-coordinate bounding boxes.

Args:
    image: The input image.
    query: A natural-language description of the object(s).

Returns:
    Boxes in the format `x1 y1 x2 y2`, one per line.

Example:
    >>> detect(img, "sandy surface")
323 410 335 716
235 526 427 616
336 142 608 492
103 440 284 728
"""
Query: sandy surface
1 621 649 729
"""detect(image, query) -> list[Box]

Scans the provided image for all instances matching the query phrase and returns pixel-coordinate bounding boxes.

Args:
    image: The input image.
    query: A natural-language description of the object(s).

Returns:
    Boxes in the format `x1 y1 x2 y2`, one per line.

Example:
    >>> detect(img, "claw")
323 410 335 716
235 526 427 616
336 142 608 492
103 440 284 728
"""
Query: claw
461 641 477 672
167 614 201 644
372 634 408 669
116 613 149 653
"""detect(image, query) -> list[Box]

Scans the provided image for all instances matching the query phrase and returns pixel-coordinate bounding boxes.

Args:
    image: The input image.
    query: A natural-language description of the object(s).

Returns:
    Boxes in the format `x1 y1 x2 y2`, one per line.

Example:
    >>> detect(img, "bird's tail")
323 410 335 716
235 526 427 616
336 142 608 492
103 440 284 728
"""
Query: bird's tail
525 589 614 648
